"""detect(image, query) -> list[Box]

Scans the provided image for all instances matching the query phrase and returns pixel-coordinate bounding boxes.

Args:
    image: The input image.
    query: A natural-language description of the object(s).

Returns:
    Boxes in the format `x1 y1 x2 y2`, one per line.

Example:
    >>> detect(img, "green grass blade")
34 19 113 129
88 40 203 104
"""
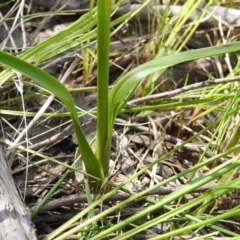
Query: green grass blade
109 42 240 129
96 0 111 177
0 50 104 180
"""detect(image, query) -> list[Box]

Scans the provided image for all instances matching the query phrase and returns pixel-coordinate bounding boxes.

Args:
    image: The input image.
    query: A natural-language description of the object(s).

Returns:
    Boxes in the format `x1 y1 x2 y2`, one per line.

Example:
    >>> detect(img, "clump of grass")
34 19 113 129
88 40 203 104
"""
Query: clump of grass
0 0 240 239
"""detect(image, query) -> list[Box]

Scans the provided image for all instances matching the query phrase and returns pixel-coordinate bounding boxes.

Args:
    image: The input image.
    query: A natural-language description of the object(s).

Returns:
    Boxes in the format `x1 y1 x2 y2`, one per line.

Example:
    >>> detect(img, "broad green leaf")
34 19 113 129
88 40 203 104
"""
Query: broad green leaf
0 50 104 180
109 42 240 130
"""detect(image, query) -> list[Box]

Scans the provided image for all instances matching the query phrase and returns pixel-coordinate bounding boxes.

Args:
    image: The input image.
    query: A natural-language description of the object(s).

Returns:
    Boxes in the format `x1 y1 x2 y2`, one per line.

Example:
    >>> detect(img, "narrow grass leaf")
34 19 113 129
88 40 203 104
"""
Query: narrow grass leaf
109 42 240 130
0 50 104 179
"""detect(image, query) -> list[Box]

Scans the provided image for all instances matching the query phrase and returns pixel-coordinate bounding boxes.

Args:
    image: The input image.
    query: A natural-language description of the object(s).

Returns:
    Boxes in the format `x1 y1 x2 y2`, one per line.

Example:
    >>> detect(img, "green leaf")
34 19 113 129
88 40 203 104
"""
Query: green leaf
0 50 104 180
109 42 240 130
96 0 111 176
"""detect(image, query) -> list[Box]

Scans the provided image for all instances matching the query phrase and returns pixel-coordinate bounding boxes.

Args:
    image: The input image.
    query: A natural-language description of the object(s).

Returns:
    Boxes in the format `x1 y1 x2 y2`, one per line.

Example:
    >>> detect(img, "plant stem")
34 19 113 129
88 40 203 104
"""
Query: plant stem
96 0 111 177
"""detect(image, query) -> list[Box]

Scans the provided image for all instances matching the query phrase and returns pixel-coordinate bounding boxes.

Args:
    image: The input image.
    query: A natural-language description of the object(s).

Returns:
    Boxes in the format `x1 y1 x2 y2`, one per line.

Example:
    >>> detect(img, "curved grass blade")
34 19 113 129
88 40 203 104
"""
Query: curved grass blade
0 50 104 180
109 42 240 130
